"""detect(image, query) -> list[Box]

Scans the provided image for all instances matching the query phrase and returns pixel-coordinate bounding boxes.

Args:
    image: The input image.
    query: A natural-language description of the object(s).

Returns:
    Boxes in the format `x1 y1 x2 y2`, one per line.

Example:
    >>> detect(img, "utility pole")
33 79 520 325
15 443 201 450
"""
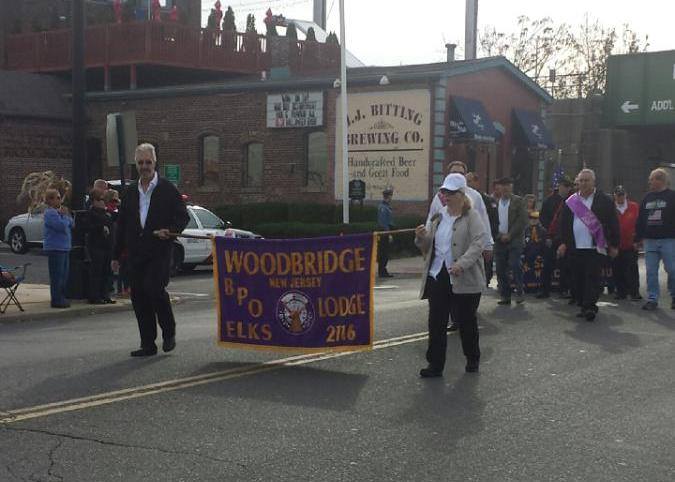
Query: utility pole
71 0 87 210
465 0 478 60
339 0 348 223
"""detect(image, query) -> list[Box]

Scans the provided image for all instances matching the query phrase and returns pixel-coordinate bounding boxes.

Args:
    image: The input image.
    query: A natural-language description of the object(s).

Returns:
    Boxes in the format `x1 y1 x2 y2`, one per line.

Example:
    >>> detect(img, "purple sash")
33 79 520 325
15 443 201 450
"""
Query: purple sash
566 194 607 250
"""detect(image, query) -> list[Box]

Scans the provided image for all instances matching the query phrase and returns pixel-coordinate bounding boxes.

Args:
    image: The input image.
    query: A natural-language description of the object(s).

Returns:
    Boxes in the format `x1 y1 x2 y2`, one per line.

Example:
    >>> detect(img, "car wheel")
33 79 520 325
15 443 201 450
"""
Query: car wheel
170 244 184 277
9 228 28 254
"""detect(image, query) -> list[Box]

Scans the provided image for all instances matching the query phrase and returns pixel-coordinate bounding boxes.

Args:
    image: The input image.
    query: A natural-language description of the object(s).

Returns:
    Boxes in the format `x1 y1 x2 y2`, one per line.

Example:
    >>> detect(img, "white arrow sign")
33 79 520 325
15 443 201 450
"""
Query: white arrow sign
621 101 639 114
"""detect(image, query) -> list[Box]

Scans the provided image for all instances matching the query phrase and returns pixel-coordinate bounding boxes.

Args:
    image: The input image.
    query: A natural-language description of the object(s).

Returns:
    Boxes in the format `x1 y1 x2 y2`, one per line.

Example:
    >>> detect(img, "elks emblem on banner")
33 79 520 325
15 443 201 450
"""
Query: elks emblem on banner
212 233 377 353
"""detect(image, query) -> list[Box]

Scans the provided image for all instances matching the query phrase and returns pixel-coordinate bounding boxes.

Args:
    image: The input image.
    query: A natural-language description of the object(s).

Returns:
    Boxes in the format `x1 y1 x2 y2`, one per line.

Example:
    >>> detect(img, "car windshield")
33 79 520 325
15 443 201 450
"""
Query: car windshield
193 208 224 229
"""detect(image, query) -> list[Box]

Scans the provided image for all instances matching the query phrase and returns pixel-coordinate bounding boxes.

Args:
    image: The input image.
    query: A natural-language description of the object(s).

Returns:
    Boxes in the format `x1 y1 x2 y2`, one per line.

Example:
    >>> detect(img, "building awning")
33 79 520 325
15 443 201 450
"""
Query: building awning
448 96 498 143
512 109 555 149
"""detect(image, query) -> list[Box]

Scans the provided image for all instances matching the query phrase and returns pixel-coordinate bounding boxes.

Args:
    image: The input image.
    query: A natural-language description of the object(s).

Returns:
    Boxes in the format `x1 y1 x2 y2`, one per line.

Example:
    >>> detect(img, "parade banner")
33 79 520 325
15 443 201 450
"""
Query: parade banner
213 233 377 353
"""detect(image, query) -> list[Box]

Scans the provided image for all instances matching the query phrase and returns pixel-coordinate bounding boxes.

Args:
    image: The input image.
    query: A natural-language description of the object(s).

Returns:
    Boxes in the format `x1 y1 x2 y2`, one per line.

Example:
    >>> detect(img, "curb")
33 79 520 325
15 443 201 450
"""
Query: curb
0 295 198 325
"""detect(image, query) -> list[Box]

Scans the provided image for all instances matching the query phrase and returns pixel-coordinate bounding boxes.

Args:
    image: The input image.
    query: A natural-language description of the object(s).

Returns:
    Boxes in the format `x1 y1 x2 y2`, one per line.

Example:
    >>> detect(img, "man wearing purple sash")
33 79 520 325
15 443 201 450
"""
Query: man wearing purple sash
558 169 620 321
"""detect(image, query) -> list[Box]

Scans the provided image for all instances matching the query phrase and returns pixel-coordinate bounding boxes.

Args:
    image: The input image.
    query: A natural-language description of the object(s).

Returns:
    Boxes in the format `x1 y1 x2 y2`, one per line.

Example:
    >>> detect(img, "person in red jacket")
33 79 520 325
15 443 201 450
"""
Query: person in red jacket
612 186 641 300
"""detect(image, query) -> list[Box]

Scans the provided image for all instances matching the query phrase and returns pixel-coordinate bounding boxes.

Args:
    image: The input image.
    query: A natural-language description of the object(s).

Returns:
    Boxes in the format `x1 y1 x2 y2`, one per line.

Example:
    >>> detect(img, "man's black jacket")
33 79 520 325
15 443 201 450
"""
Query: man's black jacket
559 190 620 250
540 192 562 230
113 177 189 265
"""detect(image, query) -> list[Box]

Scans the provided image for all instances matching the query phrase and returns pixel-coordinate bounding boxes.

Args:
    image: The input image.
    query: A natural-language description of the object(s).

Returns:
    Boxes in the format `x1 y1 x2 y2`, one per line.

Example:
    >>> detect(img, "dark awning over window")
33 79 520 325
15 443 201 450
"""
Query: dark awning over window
512 109 555 149
448 96 498 143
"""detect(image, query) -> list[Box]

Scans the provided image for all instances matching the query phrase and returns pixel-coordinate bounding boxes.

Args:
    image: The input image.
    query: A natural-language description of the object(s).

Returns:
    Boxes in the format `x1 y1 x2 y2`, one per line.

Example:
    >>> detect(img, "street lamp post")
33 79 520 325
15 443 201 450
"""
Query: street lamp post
339 0 349 224
71 0 87 210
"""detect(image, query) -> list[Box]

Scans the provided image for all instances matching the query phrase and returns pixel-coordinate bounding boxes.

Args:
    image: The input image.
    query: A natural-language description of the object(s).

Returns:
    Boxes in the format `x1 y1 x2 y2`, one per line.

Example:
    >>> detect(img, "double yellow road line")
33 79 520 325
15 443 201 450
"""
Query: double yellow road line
1 331 429 424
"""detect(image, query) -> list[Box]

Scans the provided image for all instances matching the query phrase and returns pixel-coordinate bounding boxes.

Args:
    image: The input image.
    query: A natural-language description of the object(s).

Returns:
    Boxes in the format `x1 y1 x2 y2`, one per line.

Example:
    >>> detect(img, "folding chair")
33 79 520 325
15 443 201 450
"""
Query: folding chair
0 263 30 314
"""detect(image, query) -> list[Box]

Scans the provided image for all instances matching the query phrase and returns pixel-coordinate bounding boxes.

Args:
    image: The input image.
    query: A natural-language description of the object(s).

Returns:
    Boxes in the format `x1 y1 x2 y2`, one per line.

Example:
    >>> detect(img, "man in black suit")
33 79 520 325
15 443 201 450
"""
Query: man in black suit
558 169 619 321
112 143 189 357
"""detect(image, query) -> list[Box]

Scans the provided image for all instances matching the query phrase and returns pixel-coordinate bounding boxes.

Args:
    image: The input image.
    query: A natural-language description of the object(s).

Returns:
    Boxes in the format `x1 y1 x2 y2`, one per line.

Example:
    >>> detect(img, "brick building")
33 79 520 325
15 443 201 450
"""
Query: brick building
85 57 553 217
0 71 72 226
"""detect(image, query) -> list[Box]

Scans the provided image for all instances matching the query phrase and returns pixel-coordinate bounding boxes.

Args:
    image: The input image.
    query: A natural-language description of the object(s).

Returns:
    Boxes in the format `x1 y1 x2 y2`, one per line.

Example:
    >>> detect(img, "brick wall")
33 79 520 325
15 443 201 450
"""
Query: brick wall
0 118 72 227
87 91 337 210
86 83 433 220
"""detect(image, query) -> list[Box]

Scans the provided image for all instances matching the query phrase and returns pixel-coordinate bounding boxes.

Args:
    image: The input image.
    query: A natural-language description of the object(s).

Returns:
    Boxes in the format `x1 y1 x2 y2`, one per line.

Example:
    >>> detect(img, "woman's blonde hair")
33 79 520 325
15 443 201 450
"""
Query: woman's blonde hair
459 191 472 215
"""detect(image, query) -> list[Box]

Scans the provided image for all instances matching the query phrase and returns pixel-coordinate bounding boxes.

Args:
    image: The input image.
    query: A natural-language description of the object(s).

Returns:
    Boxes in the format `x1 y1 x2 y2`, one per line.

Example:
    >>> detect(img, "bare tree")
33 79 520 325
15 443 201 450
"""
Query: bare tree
480 15 648 98
479 16 571 79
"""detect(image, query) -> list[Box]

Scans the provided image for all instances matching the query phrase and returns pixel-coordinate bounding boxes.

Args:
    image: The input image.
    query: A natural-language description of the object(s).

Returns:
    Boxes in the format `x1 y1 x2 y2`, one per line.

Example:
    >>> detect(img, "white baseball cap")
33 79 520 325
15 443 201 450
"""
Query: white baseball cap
440 173 467 192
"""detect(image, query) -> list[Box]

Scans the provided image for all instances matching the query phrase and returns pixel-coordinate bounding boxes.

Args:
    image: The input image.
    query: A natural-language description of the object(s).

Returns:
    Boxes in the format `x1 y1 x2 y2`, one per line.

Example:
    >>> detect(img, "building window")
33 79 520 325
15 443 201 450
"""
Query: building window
305 131 327 191
243 142 263 187
199 134 220 185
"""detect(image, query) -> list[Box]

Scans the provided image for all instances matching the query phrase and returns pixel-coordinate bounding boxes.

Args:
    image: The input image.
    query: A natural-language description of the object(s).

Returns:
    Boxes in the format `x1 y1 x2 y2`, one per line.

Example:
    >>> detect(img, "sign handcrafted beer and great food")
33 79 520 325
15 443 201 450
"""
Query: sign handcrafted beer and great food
335 89 431 201
213 234 376 352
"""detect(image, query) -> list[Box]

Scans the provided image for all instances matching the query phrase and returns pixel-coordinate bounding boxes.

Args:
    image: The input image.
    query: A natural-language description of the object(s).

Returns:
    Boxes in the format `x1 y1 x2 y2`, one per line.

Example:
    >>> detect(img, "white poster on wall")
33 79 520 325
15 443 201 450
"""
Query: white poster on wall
335 89 431 201
267 92 324 128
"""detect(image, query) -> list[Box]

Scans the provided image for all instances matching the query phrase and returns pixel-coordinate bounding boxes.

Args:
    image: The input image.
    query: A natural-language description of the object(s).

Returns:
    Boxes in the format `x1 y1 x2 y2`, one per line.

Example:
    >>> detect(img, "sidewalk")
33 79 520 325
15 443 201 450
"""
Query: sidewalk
0 284 134 323
0 257 426 324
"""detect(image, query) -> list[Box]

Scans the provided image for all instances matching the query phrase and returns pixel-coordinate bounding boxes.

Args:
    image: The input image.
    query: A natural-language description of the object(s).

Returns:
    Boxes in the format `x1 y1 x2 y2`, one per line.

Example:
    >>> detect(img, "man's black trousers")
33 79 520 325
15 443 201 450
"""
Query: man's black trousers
612 248 640 297
129 257 175 350
425 266 481 371
571 249 605 312
378 235 390 275
88 247 111 302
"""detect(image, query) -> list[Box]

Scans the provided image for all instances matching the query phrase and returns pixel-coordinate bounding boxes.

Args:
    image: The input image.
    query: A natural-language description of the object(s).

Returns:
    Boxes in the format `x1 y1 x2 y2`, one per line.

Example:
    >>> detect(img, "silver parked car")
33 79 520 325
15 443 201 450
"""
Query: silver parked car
3 204 260 274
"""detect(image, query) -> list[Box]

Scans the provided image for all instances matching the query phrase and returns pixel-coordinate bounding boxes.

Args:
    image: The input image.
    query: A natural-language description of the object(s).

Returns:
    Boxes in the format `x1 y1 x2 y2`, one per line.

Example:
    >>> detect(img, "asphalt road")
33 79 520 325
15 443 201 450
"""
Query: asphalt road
1 266 674 481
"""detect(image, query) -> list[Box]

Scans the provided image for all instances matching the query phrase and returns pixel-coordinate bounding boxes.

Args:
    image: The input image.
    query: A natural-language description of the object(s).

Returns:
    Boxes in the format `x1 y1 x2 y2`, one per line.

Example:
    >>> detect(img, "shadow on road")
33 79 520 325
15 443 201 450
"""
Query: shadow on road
564 311 642 354
187 365 369 411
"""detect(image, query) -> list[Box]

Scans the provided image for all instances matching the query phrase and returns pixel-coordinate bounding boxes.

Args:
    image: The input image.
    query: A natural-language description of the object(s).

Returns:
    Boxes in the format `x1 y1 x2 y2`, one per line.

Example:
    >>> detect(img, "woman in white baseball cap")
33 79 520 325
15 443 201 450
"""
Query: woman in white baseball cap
414 173 487 377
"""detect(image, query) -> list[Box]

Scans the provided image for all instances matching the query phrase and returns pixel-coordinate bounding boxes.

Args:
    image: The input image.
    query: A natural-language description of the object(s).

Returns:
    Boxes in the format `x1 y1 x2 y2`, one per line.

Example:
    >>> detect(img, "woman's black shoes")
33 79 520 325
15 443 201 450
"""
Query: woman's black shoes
130 348 157 357
162 337 176 353
465 361 479 373
419 366 443 378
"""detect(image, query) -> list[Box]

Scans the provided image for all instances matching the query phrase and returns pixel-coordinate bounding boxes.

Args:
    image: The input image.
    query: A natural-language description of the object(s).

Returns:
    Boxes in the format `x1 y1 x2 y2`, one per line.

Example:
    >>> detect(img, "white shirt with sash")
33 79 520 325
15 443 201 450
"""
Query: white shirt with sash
572 189 596 249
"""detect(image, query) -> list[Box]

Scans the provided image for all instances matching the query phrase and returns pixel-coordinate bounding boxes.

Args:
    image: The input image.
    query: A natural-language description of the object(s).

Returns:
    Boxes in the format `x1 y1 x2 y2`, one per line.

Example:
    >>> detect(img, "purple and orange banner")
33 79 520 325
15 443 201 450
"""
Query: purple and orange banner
212 233 377 353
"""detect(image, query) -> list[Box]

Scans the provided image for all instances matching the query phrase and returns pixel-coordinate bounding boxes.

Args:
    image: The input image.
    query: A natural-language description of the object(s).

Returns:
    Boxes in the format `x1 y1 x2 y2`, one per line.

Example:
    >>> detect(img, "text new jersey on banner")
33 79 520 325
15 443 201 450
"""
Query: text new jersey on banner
213 233 377 353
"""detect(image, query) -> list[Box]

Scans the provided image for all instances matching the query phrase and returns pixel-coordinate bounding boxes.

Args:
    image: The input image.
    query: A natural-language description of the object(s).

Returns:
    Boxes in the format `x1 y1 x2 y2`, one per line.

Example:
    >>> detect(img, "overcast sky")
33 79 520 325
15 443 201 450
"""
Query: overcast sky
201 0 671 66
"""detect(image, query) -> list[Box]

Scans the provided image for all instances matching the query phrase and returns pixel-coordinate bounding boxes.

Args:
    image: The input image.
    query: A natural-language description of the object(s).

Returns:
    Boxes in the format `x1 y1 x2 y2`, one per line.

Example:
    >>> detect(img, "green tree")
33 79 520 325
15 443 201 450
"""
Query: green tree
246 13 256 34
286 22 298 40
223 6 235 31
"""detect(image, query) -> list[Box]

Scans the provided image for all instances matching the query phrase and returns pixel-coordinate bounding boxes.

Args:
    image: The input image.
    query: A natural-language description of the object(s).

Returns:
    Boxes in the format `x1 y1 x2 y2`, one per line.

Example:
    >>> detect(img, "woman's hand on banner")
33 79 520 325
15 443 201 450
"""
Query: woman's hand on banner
415 224 427 238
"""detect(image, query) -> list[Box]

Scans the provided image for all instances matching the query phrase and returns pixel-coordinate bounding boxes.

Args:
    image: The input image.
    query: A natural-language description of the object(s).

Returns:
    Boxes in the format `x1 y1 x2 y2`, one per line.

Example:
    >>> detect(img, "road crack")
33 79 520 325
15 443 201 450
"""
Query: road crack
1 426 245 468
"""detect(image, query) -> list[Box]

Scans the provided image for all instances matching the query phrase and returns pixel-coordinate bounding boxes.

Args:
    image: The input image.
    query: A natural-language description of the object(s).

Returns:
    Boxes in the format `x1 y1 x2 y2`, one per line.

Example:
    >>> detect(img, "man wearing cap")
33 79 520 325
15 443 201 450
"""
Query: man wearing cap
557 169 619 321
635 168 675 311
538 178 573 298
377 188 395 278
494 177 528 305
612 186 641 301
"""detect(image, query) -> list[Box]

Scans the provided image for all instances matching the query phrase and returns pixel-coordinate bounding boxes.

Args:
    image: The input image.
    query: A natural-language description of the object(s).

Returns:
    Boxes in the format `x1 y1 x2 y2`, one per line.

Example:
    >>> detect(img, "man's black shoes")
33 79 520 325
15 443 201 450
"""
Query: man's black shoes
130 347 157 357
379 272 394 278
497 298 511 305
163 337 176 353
419 366 443 378
536 292 550 299
465 360 479 373
448 323 459 332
